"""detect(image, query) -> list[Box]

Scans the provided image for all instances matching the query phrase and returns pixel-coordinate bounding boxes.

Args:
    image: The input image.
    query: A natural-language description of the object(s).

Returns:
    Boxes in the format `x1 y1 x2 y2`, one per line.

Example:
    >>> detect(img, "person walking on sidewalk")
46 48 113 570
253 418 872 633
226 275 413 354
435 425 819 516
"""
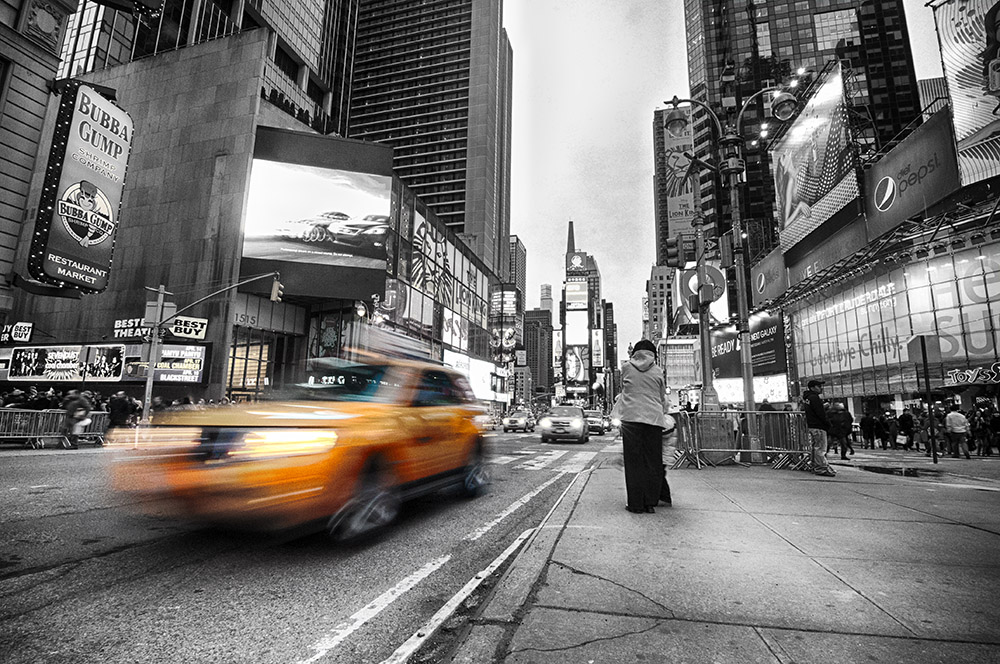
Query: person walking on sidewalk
944 404 972 459
829 403 854 460
802 380 836 476
613 339 667 514
859 410 876 450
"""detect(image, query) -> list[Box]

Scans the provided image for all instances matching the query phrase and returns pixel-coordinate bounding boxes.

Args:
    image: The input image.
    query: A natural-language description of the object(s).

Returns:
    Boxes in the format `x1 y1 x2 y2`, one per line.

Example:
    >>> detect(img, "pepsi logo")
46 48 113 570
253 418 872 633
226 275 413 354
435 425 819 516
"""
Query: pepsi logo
873 176 897 212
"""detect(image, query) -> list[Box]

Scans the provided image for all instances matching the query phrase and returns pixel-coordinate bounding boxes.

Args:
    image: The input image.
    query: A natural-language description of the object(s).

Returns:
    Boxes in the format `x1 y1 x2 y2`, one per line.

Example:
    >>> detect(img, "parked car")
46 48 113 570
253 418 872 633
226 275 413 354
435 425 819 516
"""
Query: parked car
503 410 535 432
584 409 606 435
538 405 589 444
107 356 488 542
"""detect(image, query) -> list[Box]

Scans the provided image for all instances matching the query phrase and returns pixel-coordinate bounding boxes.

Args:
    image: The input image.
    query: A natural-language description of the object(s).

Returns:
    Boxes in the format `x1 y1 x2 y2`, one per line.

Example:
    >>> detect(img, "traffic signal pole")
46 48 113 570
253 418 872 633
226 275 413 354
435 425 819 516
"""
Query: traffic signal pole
139 272 281 424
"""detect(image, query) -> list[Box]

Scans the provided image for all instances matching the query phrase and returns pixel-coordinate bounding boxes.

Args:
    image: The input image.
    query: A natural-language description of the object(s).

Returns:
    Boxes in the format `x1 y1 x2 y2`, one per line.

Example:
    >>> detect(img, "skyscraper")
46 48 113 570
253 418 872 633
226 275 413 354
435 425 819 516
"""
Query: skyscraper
509 235 527 297
684 0 922 263
524 308 553 397
349 0 513 276
540 284 554 315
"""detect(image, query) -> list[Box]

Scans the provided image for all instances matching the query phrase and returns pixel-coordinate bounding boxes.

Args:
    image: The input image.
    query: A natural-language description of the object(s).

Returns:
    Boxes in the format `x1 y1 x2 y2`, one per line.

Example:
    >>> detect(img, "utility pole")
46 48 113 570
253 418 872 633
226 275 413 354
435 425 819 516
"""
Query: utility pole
141 284 169 424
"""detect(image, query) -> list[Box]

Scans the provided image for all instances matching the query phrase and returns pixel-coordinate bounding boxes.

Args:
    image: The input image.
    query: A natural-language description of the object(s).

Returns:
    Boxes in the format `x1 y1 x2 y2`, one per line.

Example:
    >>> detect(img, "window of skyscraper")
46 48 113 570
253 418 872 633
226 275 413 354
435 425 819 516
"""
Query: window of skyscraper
814 9 859 51
756 22 772 55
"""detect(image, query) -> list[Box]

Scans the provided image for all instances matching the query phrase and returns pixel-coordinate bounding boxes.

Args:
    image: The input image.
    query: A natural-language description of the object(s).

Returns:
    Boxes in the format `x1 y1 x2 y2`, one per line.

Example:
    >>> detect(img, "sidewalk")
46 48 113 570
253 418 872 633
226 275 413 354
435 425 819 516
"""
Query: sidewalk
452 448 1000 663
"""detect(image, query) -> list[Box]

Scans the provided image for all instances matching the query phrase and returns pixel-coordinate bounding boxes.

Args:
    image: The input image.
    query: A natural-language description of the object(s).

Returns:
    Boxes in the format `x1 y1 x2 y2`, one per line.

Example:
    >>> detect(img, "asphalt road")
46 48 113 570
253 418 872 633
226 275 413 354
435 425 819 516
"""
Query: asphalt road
0 429 616 664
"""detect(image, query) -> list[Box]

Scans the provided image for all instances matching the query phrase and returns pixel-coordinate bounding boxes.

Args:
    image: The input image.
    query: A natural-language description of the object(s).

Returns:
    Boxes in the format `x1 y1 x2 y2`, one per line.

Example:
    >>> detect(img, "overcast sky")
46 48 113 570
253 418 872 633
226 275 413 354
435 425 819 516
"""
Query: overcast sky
502 0 943 362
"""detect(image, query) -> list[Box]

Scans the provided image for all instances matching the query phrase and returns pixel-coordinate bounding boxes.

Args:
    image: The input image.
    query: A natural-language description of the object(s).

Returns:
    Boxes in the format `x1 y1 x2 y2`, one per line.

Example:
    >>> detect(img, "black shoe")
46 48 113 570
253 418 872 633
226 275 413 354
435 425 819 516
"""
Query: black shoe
644 506 655 513
626 506 644 514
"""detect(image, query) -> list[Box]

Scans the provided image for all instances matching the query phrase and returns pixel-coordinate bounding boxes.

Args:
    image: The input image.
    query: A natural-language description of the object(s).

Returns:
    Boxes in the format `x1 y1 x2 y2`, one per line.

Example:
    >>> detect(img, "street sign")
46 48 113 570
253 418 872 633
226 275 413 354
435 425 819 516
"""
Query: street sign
143 300 176 327
680 265 726 302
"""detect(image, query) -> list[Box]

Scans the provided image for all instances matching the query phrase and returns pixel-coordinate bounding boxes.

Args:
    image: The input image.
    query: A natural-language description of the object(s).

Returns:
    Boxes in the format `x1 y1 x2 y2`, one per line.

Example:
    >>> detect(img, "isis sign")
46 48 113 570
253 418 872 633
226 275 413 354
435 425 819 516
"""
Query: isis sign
28 81 133 292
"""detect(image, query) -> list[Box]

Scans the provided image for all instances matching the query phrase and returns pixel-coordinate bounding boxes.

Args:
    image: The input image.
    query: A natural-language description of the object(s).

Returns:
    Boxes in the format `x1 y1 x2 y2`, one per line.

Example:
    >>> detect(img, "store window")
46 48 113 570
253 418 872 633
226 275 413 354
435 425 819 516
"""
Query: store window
227 327 300 401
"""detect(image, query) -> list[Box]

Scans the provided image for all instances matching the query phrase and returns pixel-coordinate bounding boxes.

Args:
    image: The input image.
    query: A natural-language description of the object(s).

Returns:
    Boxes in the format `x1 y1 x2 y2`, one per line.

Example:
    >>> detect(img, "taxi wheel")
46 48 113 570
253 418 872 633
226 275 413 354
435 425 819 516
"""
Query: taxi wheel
460 442 488 498
330 459 400 543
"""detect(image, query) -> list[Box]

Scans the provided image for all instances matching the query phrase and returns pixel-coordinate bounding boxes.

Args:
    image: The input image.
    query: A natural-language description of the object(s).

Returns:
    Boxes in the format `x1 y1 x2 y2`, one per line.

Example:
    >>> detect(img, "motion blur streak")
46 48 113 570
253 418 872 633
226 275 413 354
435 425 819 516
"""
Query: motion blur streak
297 555 451 664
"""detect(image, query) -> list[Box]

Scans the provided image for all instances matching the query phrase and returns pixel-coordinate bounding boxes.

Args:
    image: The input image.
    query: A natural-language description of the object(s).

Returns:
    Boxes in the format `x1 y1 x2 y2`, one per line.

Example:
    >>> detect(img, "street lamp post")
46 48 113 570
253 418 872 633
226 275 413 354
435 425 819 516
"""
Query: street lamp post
664 89 797 412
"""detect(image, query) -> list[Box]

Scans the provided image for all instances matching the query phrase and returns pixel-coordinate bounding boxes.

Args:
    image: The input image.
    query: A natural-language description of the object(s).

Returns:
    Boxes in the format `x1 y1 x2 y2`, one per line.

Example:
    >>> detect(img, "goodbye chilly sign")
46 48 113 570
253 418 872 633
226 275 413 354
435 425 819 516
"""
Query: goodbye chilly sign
28 81 133 292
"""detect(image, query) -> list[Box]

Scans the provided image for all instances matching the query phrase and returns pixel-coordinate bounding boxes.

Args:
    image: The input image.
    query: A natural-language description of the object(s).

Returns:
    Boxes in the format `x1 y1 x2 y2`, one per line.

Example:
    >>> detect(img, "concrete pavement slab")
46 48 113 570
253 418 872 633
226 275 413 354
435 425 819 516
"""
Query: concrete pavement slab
818 559 1000 642
756 514 997 565
505 607 780 664
758 626 1000 664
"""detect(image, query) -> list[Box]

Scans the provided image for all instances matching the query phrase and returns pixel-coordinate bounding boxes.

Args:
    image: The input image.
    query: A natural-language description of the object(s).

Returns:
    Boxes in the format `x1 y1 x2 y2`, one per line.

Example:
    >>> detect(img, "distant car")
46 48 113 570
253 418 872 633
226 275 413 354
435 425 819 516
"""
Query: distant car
538 406 589 444
602 414 612 431
503 410 535 432
584 410 606 435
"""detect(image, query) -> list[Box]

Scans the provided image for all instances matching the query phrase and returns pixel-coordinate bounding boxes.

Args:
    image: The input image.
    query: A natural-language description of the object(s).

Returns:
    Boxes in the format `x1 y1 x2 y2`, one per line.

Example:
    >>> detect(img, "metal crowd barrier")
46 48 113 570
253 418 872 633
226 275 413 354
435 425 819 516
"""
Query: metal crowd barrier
673 410 809 470
0 408 111 449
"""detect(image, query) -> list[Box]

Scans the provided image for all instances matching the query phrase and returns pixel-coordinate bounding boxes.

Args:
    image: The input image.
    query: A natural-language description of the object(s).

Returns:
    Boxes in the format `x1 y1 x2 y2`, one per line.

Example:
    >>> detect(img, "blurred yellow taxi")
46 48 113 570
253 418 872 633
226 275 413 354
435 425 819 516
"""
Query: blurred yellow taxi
108 357 488 541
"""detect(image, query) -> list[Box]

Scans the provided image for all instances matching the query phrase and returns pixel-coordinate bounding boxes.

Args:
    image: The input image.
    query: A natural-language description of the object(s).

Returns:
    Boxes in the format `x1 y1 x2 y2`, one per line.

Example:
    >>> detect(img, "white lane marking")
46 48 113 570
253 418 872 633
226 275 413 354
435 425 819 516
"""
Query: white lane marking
297 555 450 664
463 472 566 542
555 451 598 473
490 455 517 465
516 450 567 471
380 528 536 664
601 442 620 453
513 449 536 455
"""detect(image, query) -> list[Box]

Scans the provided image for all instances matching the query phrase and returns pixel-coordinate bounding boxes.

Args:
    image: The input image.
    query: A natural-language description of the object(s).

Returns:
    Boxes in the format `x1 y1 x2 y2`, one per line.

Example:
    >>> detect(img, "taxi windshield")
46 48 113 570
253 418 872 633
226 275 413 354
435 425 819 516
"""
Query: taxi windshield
272 364 393 402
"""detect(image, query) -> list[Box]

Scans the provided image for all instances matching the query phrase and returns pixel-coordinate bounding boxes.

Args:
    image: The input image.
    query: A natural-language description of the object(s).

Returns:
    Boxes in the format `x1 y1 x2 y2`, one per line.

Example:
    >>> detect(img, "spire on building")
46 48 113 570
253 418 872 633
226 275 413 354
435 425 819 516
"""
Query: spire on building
567 220 576 255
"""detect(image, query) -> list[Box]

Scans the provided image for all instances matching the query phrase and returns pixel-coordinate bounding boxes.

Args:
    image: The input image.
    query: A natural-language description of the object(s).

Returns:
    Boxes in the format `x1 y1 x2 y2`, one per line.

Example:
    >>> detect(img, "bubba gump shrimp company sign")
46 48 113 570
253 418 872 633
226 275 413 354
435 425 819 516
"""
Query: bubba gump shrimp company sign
28 81 133 293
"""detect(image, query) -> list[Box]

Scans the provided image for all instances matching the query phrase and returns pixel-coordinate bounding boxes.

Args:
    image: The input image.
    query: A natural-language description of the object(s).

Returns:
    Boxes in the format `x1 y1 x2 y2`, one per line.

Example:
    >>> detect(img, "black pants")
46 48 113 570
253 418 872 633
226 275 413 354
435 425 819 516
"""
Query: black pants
621 421 662 510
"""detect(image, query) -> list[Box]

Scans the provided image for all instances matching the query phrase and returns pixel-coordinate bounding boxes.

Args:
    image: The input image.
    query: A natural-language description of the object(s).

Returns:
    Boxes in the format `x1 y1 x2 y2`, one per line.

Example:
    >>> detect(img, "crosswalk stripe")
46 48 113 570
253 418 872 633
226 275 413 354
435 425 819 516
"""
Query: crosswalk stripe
490 455 516 465
555 451 597 473
516 450 567 471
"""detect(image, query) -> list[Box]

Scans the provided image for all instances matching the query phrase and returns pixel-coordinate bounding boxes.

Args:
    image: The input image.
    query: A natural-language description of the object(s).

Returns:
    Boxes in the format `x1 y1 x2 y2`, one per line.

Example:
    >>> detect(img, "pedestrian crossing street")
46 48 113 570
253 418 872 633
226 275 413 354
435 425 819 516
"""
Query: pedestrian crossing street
485 441 622 473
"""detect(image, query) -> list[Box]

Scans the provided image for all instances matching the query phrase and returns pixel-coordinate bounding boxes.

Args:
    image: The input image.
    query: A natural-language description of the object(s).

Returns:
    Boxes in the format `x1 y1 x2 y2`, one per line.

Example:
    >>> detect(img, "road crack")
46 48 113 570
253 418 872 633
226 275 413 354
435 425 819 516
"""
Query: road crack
505 619 664 656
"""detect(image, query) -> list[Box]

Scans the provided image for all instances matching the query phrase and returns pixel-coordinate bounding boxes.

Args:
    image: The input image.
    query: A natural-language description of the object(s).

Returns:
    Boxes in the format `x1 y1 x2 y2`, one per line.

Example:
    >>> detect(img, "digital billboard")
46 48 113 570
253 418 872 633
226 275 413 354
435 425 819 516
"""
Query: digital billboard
564 345 590 383
564 310 589 345
28 82 133 292
241 127 391 301
6 344 125 382
863 108 961 239
565 281 589 310
935 0 1000 185
591 329 605 368
772 64 859 250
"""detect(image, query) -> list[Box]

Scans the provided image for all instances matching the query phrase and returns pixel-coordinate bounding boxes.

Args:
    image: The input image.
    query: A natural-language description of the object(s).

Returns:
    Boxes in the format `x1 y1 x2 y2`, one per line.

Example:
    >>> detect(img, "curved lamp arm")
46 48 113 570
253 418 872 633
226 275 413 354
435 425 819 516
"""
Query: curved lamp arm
667 95 723 137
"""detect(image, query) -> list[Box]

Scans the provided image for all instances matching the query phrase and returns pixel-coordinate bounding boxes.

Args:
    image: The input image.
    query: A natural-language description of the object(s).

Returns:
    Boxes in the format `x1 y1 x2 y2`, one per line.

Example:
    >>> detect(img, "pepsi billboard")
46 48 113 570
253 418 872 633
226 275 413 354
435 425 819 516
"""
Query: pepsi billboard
864 108 960 239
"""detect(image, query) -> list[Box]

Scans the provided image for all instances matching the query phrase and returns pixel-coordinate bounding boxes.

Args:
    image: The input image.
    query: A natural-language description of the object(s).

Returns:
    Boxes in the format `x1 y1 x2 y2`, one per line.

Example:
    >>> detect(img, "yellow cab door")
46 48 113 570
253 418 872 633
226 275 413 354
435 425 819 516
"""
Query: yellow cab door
398 369 467 481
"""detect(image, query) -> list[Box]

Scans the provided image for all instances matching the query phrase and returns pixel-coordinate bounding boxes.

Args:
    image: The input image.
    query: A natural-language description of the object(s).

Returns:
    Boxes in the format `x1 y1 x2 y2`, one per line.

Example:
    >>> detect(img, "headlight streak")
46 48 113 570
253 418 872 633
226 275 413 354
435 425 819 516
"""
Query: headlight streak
228 429 339 459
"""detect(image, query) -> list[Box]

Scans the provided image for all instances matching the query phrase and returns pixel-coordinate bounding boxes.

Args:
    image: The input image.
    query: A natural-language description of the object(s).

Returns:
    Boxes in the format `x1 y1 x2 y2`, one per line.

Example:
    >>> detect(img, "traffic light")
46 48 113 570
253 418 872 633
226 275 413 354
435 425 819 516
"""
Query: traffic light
665 235 683 268
269 277 284 302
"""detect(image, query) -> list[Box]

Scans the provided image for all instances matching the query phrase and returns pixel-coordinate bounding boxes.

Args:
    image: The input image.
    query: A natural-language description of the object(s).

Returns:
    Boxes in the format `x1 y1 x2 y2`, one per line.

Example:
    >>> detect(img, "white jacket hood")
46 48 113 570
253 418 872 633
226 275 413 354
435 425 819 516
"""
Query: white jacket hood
629 349 657 372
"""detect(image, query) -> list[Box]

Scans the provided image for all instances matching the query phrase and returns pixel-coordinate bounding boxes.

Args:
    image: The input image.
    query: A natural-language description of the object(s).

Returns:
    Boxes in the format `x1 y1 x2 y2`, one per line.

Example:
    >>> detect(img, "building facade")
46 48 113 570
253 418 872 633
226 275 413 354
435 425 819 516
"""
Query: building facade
524 307 553 399
684 0 922 263
348 0 513 278
1 0 80 321
508 234 526 296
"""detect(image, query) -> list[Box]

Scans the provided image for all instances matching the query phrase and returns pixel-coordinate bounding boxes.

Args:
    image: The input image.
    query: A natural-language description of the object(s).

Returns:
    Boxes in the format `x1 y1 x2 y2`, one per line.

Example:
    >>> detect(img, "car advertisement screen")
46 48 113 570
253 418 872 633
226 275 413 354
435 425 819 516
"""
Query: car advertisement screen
243 158 391 270
771 63 859 250
565 281 588 310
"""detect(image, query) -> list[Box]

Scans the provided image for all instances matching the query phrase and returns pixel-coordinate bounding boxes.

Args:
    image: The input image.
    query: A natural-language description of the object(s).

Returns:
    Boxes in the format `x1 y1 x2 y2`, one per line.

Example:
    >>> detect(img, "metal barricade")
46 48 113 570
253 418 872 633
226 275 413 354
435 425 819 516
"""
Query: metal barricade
0 407 112 449
671 410 809 470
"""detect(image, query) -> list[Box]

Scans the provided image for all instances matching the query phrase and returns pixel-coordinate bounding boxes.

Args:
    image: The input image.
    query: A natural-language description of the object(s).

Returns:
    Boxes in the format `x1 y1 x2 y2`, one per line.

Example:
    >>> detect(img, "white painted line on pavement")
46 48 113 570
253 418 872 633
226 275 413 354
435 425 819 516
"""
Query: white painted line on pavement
297 555 451 664
490 455 516 465
379 528 536 664
601 442 620 453
515 449 567 471
463 472 566 541
555 451 597 473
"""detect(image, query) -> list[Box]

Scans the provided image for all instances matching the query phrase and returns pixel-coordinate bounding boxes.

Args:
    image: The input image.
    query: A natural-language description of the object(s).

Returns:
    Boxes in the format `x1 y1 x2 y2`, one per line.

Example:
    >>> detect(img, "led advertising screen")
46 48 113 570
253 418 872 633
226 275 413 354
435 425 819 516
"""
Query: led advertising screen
565 281 589 310
935 0 1000 185
564 345 590 383
591 329 605 368
564 310 589 345
244 159 391 269
28 83 133 292
771 64 859 250
6 344 125 382
241 127 391 301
